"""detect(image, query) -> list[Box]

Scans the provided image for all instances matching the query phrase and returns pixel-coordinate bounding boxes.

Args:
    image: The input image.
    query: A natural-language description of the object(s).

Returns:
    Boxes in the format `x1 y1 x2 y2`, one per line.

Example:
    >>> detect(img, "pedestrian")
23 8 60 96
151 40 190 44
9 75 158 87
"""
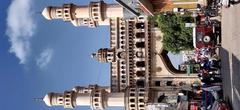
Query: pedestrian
201 75 222 85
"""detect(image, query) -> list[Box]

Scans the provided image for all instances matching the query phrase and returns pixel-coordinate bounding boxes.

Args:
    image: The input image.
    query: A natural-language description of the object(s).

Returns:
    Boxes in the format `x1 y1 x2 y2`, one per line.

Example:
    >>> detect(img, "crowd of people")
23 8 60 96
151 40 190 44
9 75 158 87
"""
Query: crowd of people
194 47 223 109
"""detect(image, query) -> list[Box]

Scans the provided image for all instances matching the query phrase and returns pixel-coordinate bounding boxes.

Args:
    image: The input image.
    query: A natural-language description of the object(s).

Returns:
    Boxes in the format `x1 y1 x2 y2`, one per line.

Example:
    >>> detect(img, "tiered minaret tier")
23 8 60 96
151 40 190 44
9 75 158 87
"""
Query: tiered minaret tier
43 85 147 110
91 48 115 62
43 85 125 109
41 1 124 27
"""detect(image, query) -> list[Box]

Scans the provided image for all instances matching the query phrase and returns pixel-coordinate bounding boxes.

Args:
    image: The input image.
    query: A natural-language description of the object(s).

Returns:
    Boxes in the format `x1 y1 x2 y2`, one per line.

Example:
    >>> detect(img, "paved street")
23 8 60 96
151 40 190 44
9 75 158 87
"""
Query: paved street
221 3 240 110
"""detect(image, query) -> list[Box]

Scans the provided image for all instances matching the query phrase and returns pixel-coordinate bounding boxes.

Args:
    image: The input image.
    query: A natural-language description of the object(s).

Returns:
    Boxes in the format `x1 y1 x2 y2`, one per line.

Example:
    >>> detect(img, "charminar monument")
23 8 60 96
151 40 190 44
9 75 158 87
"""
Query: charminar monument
41 1 200 109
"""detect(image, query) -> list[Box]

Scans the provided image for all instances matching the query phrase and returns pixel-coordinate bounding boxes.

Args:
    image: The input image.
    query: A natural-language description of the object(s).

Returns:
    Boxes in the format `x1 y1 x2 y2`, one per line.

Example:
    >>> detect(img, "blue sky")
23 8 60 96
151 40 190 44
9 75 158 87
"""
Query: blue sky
0 0 122 110
0 0 183 110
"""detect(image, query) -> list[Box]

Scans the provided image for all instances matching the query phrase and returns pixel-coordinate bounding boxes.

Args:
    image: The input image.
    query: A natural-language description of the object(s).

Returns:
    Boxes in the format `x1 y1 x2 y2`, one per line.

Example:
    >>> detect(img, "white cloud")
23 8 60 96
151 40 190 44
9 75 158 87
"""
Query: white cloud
36 48 54 68
6 0 36 64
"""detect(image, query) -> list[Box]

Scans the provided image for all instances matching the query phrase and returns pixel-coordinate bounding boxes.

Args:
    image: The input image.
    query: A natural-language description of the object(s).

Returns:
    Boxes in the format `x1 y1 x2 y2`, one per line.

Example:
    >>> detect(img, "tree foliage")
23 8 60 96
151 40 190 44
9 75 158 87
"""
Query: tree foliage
155 14 194 53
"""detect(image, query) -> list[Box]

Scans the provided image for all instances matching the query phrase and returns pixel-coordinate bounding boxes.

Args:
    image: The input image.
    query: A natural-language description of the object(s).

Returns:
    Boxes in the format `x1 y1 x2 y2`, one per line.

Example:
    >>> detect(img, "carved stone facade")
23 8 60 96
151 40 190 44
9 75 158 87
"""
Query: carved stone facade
41 1 200 110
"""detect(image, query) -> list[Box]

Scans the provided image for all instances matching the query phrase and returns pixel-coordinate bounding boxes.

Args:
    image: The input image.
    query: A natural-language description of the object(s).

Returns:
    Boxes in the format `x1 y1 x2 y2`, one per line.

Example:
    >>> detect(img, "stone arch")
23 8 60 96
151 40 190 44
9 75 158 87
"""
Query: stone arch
158 49 185 74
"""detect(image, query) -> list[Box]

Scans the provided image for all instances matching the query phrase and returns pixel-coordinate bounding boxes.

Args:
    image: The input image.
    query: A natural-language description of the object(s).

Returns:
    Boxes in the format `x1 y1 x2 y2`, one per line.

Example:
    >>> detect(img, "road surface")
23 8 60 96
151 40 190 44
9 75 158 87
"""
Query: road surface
221 3 240 110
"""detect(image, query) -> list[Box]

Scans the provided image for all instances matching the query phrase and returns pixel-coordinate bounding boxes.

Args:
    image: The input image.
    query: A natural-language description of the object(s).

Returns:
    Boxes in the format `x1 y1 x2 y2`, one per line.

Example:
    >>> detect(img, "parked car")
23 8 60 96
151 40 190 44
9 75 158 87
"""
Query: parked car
193 15 221 49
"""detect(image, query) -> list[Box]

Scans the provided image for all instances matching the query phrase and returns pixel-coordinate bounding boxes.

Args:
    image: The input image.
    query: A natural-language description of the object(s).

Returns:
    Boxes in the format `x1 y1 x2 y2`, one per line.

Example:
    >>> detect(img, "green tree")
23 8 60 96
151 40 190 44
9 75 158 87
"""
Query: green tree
155 14 194 53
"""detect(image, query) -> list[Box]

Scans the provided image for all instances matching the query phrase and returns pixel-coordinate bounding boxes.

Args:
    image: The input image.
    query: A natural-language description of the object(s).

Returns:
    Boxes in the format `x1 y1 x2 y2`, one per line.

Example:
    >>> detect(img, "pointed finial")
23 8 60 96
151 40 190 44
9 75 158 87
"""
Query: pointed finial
33 98 43 102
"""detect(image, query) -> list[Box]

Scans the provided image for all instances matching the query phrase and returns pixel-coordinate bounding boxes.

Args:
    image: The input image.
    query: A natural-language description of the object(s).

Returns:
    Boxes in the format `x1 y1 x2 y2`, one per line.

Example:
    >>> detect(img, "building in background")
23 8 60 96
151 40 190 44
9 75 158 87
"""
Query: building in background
115 0 154 16
115 0 207 16
41 1 200 110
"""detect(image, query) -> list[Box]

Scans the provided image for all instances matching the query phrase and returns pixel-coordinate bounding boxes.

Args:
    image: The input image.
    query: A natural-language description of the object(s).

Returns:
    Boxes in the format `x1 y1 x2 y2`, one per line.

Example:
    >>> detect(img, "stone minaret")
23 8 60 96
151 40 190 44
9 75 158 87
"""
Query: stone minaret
43 85 125 109
91 48 115 63
41 1 124 27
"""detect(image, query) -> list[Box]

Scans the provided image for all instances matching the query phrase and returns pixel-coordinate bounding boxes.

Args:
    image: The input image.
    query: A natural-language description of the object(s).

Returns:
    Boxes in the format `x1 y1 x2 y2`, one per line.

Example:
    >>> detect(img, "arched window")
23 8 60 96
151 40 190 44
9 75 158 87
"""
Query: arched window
95 94 99 97
94 98 99 102
130 89 135 92
155 81 161 86
139 99 144 103
136 22 145 29
136 61 145 67
136 80 145 87
66 95 70 98
93 8 98 12
166 81 173 86
121 31 125 35
130 99 135 102
130 104 135 107
93 13 98 16
135 42 145 48
130 93 135 96
136 71 145 77
57 10 61 13
136 32 145 38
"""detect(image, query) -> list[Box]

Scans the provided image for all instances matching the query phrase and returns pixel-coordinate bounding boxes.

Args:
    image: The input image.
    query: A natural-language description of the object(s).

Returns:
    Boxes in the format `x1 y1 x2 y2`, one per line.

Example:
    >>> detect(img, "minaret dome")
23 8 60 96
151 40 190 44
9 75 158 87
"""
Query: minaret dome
43 93 53 106
42 7 52 20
